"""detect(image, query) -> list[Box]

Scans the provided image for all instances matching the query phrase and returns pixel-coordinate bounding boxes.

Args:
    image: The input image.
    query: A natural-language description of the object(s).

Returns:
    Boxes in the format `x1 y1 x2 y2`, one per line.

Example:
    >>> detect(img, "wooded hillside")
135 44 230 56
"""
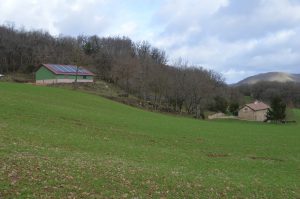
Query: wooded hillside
3 24 299 112
0 24 237 117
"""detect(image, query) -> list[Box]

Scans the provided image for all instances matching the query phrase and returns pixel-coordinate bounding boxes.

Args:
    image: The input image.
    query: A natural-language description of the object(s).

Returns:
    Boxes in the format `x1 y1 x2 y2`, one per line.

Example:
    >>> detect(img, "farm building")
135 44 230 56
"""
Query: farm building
238 101 270 122
36 64 95 84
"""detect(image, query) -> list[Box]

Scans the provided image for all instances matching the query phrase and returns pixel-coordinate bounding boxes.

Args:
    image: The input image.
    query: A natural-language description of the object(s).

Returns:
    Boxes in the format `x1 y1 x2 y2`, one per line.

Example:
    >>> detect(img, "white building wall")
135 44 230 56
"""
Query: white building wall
36 79 93 84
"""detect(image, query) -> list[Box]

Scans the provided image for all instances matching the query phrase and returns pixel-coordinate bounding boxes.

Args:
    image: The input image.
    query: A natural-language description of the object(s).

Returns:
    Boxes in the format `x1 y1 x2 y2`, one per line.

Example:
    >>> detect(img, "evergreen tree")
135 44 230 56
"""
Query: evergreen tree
229 101 239 116
266 97 286 123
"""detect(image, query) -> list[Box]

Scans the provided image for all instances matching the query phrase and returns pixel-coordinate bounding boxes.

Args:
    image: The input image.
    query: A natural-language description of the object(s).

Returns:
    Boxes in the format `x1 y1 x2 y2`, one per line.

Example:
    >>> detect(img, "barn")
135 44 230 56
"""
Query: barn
35 64 95 84
238 101 270 122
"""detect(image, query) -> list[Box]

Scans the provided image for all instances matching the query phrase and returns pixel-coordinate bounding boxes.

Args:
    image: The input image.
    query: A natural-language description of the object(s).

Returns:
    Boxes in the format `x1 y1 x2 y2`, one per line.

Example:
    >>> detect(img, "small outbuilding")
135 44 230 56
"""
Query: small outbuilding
238 101 270 122
35 64 95 84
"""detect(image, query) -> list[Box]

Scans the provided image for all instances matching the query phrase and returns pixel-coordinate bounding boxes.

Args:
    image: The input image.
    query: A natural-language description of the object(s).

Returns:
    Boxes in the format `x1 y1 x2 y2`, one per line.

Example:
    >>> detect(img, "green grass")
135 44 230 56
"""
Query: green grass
0 82 299 198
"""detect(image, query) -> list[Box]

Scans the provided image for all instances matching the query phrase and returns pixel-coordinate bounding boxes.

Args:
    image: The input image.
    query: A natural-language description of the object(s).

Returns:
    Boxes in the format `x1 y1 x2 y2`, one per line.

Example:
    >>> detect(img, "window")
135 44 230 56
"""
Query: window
83 76 87 79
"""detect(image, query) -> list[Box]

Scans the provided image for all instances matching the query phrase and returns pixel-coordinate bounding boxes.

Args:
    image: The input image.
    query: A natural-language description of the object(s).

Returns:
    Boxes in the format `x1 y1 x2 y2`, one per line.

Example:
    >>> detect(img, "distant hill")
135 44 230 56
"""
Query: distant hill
236 72 300 85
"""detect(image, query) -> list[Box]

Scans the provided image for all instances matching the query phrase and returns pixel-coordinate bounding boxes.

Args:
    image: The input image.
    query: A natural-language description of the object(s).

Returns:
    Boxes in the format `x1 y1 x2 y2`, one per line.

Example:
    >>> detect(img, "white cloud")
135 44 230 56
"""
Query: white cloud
154 0 229 39
262 30 296 46
0 0 115 35
119 22 138 37
257 0 300 23
149 0 300 83
159 0 229 19
222 69 256 83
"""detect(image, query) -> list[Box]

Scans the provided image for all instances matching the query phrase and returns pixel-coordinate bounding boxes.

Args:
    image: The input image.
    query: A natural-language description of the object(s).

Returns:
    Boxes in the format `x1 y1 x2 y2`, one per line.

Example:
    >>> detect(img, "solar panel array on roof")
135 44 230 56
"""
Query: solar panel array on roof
43 64 94 76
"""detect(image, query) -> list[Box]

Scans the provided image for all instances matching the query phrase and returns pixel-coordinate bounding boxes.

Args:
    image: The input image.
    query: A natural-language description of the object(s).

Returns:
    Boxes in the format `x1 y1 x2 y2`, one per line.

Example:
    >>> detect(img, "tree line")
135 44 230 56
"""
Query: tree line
0 24 239 117
237 81 300 108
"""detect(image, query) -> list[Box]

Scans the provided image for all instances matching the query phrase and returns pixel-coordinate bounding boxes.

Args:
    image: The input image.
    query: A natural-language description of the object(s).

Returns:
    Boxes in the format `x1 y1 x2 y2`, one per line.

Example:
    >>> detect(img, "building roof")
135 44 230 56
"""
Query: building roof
42 64 95 76
244 101 270 111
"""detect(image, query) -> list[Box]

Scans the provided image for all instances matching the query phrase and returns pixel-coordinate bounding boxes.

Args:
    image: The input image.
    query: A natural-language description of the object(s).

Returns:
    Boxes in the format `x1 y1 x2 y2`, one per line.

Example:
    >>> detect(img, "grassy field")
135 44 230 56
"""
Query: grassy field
0 82 299 198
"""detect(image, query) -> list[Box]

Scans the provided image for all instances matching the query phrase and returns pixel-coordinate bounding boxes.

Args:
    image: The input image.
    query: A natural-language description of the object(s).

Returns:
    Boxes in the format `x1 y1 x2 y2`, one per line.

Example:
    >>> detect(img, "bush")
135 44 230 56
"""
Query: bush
229 102 239 116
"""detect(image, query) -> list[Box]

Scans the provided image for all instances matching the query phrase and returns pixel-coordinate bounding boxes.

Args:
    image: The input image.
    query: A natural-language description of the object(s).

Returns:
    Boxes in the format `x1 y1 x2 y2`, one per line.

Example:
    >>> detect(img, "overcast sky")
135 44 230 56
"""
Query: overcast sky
1 0 300 83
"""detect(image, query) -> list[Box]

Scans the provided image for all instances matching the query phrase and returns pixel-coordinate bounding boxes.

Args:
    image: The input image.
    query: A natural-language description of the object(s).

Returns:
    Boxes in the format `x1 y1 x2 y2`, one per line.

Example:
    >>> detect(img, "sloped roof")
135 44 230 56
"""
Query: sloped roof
245 101 270 111
42 64 95 76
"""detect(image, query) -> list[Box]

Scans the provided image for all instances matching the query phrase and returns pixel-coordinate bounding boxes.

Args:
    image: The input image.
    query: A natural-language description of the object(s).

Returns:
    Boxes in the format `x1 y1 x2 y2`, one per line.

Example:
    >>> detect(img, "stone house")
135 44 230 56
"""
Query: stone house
238 101 270 122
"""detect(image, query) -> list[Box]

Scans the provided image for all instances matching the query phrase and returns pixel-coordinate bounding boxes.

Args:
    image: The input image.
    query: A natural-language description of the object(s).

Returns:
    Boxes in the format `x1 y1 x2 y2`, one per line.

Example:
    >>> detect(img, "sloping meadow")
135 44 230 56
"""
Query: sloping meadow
0 83 299 198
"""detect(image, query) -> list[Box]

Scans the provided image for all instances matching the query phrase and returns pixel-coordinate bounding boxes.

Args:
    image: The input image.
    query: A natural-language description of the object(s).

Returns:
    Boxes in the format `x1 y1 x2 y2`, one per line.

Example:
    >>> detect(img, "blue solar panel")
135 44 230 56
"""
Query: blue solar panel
70 66 76 72
46 64 91 75
68 66 74 72
54 65 62 72
59 65 66 72
60 66 66 72
59 65 65 72
57 65 64 72
62 66 70 72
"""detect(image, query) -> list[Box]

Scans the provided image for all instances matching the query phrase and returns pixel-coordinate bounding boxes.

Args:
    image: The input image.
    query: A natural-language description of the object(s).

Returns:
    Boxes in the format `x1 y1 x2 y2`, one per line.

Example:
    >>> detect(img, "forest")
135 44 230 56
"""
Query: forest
238 81 300 108
1 24 299 116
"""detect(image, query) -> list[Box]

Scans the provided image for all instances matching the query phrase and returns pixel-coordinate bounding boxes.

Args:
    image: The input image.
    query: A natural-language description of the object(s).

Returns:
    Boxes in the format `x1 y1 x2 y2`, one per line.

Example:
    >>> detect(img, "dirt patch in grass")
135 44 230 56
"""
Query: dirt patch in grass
207 153 230 158
249 156 284 162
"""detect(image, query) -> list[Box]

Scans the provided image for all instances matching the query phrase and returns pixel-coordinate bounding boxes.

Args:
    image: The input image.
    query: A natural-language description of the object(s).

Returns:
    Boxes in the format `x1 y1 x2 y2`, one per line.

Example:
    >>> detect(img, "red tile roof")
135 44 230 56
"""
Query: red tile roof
245 101 270 111
42 64 95 76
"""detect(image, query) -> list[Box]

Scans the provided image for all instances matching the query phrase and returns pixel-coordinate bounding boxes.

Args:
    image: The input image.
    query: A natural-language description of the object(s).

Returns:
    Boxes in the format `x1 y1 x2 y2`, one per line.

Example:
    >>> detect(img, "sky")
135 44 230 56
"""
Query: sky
0 0 300 83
